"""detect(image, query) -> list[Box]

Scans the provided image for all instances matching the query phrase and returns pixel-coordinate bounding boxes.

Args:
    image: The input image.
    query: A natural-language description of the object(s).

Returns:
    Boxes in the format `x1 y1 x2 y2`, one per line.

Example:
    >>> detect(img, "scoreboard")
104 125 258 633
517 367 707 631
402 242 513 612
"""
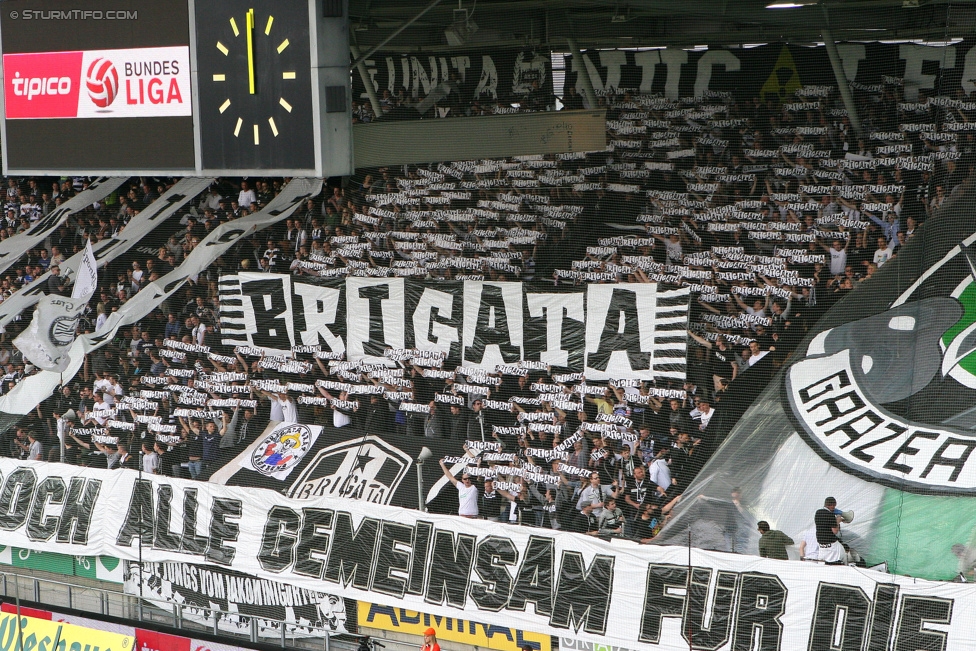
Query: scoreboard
0 0 352 176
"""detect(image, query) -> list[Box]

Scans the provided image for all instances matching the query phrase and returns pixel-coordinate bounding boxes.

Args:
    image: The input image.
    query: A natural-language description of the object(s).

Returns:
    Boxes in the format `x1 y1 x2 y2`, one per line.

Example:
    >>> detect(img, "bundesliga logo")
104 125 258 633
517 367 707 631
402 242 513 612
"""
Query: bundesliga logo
86 57 118 107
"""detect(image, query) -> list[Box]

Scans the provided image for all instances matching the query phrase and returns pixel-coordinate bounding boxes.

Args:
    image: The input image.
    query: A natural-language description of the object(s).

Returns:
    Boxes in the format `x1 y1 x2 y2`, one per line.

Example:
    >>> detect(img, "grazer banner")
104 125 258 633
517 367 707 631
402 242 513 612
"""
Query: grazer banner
0 457 973 651
0 0 196 171
352 48 553 108
218 274 690 381
656 170 976 581
562 41 974 102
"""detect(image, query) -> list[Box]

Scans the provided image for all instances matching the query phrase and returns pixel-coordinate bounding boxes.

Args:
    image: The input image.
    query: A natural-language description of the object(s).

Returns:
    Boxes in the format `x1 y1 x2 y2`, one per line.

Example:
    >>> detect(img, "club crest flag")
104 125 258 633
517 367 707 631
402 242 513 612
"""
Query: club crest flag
15 240 97 372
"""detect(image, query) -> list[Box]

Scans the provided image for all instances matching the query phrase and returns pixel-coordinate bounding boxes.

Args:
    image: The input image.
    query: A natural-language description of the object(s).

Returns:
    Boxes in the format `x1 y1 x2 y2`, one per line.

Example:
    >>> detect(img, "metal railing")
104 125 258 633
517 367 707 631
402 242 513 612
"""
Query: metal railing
0 571 360 651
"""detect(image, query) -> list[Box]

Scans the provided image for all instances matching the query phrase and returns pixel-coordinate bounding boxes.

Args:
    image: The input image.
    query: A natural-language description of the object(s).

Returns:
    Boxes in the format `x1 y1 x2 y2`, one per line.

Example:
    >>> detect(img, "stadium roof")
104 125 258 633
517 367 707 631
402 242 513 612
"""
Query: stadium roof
348 0 976 52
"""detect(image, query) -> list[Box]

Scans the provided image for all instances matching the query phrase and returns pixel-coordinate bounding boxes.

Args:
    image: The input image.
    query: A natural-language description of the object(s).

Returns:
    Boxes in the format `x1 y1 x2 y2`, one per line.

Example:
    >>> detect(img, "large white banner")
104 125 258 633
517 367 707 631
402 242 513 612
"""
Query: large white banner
0 178 322 415
0 177 213 329
0 456 970 651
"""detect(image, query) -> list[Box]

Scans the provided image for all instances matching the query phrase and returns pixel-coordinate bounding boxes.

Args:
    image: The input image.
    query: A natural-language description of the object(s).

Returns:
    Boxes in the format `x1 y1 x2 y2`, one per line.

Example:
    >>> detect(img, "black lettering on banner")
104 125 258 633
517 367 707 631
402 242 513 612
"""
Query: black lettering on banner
371 520 416 598
807 583 870 651
851 424 908 463
506 535 554 615
409 287 460 365
806 390 866 428
920 437 976 481
587 287 648 372
93 237 124 261
464 284 520 364
826 411 885 450
799 370 851 404
425 529 476 608
258 505 301 572
27 207 68 235
0 468 36 531
639 564 687 644
147 193 188 221
242 278 292 350
163 276 190 294
26 476 65 542
205 228 246 246
893 595 952 651
866 584 899 651
731 573 786 651
56 478 100 544
523 292 585 370
406 520 433 596
470 536 519 612
359 284 391 356
206 497 242 565
116 479 155 546
687 568 737 650
181 488 211 555
549 551 614 635
883 431 938 474
154 484 182 551
295 507 335 578
292 282 346 354
325 512 379 589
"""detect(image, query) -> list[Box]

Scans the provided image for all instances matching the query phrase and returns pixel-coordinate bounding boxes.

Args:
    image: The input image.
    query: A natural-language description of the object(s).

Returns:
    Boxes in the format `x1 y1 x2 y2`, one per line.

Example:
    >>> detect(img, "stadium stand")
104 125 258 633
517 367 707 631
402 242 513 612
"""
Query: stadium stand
0 66 955 547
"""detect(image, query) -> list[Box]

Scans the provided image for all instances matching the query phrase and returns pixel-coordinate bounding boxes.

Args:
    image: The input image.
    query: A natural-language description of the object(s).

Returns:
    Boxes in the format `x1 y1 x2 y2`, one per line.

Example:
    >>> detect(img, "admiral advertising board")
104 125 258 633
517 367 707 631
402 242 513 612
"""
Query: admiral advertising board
0 0 353 176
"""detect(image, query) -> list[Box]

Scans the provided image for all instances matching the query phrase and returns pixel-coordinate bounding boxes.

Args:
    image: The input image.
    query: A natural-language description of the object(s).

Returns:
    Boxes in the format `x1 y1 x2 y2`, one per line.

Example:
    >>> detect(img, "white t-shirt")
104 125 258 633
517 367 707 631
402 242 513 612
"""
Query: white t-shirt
274 396 298 423
829 248 847 276
873 246 893 268
457 482 479 516
269 398 284 421
801 527 819 560
333 407 351 428
649 459 671 492
748 350 769 366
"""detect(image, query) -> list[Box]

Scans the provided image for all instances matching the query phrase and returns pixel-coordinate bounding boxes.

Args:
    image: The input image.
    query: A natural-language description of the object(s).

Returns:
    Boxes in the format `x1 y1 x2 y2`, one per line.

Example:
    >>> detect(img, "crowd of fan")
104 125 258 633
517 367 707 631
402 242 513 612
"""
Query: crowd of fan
0 73 967 546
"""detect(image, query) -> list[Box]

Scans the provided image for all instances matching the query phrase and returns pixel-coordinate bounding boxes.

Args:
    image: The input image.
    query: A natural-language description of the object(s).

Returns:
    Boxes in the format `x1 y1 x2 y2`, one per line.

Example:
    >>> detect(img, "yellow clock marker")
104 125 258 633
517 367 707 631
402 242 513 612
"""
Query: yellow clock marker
269 117 279 137
229 17 239 36
216 41 229 56
212 74 225 82
219 99 231 113
282 71 296 80
265 15 274 35
277 38 289 54
234 117 243 137
253 124 260 145
279 97 292 112
246 9 255 95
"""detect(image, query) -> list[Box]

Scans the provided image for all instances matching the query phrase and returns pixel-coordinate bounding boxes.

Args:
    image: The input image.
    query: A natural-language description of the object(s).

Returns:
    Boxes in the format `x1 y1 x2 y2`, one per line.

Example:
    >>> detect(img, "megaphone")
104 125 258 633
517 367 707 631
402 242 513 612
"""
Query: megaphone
416 447 433 464
839 510 854 524
62 409 77 423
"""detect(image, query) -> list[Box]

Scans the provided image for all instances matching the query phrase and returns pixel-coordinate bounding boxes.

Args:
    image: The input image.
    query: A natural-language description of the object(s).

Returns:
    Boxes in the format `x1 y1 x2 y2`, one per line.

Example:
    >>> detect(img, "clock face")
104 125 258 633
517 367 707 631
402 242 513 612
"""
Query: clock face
195 0 315 171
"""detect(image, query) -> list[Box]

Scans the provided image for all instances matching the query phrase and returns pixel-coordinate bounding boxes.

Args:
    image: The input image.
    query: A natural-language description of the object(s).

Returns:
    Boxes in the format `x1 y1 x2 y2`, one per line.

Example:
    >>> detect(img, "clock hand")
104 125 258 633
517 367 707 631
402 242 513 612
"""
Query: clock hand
246 8 255 95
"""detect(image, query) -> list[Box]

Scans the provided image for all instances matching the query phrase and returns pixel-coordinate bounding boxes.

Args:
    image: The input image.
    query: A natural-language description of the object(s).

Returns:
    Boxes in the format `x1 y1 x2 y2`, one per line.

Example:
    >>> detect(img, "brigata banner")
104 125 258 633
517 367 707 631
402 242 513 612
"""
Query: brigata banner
218 274 690 381
0 457 971 651
3 46 192 119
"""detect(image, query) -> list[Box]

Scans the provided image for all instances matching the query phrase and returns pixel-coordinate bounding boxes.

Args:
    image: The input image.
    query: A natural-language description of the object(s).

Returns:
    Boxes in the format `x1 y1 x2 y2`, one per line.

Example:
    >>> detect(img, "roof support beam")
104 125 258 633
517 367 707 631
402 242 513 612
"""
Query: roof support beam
350 0 447 71
820 2 864 139
566 37 599 110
